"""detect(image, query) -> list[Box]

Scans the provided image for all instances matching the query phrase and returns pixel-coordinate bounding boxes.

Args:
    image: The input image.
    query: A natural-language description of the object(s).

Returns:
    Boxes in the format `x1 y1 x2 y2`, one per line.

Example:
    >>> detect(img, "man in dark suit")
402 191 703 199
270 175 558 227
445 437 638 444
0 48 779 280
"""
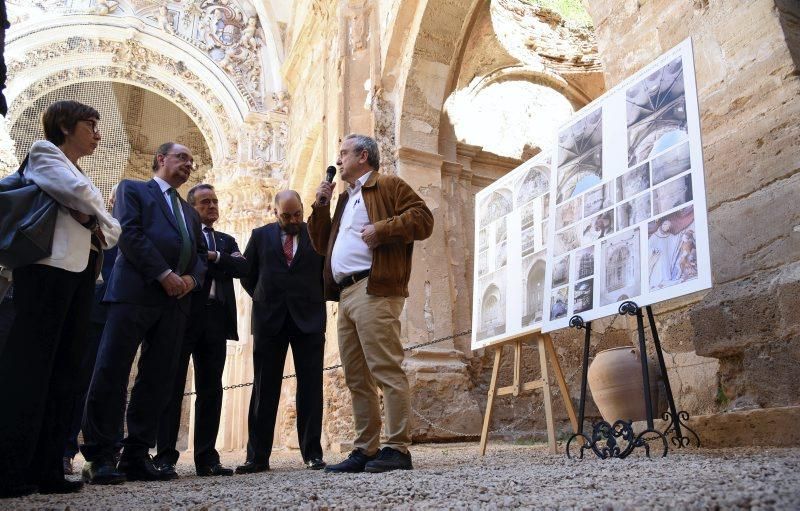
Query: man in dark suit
80 142 206 485
235 190 326 474
155 183 247 477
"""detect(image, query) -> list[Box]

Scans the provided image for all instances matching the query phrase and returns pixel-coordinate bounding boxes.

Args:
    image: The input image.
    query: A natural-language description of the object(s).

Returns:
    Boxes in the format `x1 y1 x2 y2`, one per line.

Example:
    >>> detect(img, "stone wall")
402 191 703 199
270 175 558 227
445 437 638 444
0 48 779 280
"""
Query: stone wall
580 0 800 428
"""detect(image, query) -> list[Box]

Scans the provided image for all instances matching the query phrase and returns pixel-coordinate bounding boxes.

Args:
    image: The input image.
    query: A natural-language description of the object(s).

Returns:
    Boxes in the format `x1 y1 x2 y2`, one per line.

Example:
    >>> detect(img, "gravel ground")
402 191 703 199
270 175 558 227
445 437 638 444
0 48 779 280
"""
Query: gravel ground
3 443 799 509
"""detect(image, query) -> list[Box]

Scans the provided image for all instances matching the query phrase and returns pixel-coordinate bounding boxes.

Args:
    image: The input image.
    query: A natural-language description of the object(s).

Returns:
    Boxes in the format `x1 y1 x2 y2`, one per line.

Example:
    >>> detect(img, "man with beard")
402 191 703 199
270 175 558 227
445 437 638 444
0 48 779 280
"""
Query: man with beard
235 190 326 473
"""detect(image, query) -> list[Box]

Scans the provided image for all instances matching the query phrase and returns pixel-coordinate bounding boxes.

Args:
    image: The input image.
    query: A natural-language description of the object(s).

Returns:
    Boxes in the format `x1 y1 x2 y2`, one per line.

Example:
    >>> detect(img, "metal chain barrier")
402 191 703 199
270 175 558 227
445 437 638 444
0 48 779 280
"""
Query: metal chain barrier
180 329 579 441
182 329 473 397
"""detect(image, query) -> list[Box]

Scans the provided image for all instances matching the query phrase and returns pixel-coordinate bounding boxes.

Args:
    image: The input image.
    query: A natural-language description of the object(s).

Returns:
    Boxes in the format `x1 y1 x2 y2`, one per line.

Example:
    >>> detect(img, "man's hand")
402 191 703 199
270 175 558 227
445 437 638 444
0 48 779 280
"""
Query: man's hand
361 224 379 249
176 275 196 299
207 251 218 262
315 180 334 206
160 272 187 297
231 251 245 259
69 208 91 224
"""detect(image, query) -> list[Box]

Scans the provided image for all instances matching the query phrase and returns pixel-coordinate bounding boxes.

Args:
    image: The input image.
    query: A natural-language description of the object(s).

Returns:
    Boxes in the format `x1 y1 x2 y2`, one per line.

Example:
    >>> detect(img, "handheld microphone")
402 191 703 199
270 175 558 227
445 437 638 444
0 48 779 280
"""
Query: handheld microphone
320 165 336 206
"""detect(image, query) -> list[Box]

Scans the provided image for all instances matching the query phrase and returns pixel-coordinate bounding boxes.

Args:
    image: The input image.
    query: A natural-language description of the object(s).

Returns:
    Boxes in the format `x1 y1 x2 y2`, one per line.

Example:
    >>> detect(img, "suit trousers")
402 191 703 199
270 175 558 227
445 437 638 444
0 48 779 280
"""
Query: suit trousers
246 315 324 464
0 254 96 489
156 300 228 467
81 300 187 461
337 278 410 455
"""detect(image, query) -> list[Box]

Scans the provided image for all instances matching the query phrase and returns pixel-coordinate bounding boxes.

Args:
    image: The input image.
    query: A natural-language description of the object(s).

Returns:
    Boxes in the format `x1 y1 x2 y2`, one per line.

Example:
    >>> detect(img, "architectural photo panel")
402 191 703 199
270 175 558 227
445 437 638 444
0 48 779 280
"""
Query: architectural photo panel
542 38 712 332
472 151 553 349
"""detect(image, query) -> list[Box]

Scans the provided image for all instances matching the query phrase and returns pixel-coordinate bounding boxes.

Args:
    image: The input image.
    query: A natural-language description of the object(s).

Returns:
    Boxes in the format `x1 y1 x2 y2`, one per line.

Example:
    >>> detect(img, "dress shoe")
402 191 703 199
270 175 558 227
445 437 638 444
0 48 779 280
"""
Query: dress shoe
305 458 326 470
324 449 377 473
234 461 270 474
364 447 413 473
118 455 173 481
82 460 126 485
39 479 84 494
196 463 234 477
153 460 179 481
63 457 74 475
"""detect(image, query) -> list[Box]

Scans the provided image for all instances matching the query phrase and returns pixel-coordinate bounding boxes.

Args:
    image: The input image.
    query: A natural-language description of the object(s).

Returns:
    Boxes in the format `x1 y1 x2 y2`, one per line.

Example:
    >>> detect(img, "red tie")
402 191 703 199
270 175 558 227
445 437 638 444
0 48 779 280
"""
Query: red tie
283 234 293 265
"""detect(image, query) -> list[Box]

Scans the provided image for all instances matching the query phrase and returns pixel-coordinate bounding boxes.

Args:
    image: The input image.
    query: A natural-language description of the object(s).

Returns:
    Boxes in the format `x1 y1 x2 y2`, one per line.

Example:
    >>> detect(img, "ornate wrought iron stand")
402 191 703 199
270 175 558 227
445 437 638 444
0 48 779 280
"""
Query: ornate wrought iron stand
565 301 700 459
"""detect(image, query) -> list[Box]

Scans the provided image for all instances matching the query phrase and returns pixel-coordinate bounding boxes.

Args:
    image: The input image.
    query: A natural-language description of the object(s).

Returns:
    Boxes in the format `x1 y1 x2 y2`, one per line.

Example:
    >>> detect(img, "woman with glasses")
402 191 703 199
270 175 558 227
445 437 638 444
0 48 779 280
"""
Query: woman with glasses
0 100 121 497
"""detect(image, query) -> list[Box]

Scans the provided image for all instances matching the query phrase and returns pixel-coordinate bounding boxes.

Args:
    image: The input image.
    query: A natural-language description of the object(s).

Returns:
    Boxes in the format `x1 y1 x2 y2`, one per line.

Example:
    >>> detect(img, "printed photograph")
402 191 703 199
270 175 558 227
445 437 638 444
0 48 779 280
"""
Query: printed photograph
617 193 652 230
542 193 550 220
516 162 550 208
555 226 580 256
653 173 693 215
496 218 507 244
478 228 488 252
627 56 687 166
557 108 603 204
574 246 595 280
477 250 489 277
651 141 690 185
599 228 641 306
556 196 582 230
520 200 536 230
581 210 615 246
573 279 594 314
521 226 537 256
552 254 570 288
549 286 569 321
479 189 513 228
521 252 547 326
616 162 650 201
496 241 508 269
477 268 508 341
648 206 697 291
583 183 614 217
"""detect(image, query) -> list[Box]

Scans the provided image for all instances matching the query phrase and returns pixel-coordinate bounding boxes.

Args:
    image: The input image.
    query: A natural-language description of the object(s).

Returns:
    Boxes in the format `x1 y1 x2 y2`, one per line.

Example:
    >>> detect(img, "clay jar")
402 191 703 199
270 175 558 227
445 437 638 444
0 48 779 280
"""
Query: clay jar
587 346 661 423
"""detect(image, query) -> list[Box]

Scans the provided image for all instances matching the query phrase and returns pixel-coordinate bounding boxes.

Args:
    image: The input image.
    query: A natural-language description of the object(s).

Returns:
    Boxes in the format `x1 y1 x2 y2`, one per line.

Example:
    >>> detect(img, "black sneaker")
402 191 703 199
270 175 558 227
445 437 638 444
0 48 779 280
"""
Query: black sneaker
364 447 413 473
324 449 377 473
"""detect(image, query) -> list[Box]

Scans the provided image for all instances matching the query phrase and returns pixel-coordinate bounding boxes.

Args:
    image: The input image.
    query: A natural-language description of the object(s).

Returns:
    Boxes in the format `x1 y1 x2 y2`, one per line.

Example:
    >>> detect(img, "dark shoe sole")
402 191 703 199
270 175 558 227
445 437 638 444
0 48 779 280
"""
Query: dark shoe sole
197 470 234 477
234 467 269 475
0 484 38 498
364 465 413 473
39 481 84 494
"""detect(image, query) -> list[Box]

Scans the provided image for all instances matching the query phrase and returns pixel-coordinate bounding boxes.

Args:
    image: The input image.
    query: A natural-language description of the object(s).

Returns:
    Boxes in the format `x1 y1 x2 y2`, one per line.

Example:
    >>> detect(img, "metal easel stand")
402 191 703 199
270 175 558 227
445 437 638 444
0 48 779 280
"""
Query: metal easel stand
565 301 700 459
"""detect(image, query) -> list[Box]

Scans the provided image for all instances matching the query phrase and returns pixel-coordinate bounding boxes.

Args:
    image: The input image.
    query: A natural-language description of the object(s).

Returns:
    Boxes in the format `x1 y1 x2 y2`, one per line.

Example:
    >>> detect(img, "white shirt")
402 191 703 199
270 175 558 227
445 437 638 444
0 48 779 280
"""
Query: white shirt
280 231 299 258
331 171 373 284
203 223 221 299
153 176 190 281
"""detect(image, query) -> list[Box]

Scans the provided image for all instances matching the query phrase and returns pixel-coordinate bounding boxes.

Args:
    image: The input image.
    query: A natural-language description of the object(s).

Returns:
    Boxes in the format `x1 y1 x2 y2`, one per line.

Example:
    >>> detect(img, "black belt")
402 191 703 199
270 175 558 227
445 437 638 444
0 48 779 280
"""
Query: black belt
338 270 370 290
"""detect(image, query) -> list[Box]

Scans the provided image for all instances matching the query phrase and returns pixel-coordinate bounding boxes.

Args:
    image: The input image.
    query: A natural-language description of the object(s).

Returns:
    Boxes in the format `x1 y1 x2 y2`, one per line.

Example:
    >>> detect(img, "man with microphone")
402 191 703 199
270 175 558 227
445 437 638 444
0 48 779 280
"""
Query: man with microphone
308 134 433 473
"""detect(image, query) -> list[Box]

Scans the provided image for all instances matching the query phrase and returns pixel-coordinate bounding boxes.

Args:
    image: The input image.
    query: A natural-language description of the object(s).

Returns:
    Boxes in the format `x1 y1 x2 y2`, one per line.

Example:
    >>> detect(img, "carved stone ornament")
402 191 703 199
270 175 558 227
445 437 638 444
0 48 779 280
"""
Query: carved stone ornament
5 0 269 111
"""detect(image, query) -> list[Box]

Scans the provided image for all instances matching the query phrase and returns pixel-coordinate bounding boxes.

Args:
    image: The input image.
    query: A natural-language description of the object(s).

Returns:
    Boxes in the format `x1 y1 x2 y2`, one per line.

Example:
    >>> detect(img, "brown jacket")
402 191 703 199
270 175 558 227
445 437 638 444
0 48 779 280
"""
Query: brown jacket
308 171 433 301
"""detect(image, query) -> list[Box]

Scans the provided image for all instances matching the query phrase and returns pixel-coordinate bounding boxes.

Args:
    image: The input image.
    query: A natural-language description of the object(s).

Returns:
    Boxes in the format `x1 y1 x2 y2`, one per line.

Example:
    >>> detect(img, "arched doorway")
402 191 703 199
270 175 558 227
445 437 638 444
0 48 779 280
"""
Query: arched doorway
11 81 212 199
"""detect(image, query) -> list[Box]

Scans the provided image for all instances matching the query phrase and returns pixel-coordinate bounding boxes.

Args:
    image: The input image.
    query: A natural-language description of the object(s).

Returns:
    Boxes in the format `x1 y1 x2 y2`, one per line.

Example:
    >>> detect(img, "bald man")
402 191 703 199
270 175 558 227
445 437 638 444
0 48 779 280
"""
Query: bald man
236 191 327 473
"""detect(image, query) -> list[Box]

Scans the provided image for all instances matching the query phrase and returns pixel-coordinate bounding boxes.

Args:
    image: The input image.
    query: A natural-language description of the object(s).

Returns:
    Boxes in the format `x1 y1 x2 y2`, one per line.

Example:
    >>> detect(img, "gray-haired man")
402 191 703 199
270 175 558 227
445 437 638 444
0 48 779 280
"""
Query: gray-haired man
308 134 433 473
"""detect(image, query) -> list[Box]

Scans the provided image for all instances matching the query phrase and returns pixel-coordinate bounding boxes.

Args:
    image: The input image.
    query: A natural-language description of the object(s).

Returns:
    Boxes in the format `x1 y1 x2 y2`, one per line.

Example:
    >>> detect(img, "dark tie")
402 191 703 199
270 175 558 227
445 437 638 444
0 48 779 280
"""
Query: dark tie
204 226 216 252
167 188 192 274
283 233 293 265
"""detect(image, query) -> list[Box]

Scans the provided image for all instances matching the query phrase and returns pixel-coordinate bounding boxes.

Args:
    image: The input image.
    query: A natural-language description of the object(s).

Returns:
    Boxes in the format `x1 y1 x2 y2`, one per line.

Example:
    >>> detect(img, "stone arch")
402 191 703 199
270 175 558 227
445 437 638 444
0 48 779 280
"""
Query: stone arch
525 260 546 323
480 283 502 331
3 18 263 167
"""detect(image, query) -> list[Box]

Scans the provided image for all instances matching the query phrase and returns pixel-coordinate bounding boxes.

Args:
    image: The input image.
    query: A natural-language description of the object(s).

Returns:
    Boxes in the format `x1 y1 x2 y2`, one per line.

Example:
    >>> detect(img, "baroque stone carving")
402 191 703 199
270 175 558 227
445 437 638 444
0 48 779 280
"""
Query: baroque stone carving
6 0 270 111
6 37 236 157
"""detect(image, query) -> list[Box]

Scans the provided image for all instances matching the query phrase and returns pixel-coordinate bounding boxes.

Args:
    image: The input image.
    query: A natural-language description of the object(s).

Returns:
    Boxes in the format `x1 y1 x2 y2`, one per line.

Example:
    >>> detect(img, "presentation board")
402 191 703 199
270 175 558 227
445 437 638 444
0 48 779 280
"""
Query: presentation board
541 38 711 332
471 151 551 350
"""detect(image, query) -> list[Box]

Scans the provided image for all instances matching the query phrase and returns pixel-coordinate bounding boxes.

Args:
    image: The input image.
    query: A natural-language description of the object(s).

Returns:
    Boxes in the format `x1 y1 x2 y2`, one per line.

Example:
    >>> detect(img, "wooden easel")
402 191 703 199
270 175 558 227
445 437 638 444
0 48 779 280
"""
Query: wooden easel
479 332 579 455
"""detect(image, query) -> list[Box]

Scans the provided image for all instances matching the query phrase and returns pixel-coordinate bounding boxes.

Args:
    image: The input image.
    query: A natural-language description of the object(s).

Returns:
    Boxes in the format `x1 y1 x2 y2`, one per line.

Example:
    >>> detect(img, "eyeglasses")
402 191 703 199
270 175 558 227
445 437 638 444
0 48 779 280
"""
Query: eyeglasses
165 152 198 170
80 119 101 135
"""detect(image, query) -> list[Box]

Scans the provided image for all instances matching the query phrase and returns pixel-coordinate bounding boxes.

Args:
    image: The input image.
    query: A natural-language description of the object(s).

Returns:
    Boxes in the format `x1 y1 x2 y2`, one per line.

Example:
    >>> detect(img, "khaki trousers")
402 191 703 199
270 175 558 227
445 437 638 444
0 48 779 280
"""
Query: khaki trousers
337 278 410 454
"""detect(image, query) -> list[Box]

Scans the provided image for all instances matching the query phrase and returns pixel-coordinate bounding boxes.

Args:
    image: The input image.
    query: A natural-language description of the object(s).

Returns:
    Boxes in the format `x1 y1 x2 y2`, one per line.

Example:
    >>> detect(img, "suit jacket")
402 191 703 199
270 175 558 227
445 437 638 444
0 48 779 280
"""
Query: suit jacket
242 222 325 338
23 140 121 272
193 228 248 340
104 179 206 309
